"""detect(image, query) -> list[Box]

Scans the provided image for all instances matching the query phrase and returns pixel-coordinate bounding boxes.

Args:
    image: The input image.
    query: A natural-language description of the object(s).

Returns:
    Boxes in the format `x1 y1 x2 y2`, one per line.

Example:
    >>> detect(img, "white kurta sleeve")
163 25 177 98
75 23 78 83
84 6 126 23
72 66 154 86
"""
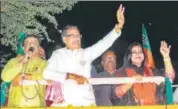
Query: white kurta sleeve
85 28 122 61
43 52 67 83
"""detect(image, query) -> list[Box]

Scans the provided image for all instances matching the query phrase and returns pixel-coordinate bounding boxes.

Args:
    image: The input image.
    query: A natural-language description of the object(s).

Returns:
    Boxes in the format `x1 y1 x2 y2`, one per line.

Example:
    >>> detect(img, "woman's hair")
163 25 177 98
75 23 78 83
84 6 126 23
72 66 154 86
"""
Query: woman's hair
123 42 145 67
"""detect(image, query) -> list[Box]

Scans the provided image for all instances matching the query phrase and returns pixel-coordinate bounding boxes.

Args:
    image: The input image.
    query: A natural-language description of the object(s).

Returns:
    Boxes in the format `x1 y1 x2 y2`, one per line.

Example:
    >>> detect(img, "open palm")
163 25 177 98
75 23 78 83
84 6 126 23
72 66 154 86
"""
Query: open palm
116 4 125 29
160 41 171 58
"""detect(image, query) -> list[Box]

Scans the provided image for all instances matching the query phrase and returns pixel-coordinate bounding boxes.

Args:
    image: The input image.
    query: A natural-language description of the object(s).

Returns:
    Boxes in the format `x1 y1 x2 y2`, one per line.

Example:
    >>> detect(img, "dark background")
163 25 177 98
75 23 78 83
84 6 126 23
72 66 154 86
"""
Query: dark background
1 1 178 85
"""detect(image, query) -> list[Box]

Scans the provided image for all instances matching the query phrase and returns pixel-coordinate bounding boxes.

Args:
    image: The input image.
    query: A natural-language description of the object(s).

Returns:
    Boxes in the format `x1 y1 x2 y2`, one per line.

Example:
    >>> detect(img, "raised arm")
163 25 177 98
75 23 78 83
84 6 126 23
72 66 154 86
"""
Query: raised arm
86 4 125 61
160 41 175 81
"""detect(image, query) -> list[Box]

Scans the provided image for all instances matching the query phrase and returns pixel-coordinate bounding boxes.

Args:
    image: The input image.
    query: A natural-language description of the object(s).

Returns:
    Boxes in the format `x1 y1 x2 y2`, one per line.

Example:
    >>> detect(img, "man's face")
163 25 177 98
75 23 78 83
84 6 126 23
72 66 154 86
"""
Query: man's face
23 37 39 56
63 27 81 50
102 51 116 73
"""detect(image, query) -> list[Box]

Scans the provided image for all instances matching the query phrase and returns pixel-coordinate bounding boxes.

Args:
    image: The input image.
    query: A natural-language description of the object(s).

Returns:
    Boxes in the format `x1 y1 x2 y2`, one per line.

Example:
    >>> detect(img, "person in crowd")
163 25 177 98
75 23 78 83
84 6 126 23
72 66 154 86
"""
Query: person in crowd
16 32 46 59
93 50 119 106
43 4 125 106
1 33 46 107
112 41 175 105
1 35 47 107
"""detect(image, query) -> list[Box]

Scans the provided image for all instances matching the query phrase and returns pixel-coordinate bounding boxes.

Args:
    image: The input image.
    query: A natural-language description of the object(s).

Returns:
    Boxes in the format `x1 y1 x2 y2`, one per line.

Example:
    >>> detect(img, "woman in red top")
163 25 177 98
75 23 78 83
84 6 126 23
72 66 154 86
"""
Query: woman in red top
112 41 175 105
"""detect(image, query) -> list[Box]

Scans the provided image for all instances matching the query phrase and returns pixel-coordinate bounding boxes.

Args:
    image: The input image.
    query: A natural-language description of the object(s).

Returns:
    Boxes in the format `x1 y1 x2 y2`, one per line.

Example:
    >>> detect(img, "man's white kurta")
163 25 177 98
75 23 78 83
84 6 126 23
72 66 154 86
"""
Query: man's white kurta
43 28 121 106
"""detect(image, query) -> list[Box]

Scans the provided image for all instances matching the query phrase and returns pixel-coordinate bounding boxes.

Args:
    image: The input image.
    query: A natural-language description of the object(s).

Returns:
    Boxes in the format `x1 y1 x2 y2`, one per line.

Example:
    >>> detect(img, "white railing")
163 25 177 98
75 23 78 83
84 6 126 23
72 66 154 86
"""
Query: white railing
172 85 178 88
20 76 178 88
21 76 165 85
21 76 178 87
89 76 165 85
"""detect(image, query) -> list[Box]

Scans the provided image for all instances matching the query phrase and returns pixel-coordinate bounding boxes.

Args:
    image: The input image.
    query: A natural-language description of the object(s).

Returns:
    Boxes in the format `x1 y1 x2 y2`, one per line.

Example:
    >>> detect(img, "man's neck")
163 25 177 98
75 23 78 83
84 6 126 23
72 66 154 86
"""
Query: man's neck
66 47 80 51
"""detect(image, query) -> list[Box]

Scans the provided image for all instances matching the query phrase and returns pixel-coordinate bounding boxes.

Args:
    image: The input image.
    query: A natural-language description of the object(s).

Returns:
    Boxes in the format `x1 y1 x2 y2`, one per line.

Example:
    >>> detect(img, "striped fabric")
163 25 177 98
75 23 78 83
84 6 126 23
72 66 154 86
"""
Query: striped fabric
45 81 64 102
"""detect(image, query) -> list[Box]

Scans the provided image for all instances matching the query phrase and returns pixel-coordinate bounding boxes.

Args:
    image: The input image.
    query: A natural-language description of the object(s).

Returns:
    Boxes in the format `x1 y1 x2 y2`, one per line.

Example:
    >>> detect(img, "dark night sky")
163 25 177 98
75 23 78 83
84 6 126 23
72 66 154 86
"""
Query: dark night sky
44 1 178 84
1 1 178 84
47 1 178 60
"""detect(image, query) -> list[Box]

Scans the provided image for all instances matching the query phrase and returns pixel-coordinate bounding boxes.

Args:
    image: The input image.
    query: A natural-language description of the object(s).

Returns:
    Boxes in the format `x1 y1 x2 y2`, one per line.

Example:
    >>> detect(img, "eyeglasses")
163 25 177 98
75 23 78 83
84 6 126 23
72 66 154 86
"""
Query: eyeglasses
131 51 143 54
66 34 82 38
